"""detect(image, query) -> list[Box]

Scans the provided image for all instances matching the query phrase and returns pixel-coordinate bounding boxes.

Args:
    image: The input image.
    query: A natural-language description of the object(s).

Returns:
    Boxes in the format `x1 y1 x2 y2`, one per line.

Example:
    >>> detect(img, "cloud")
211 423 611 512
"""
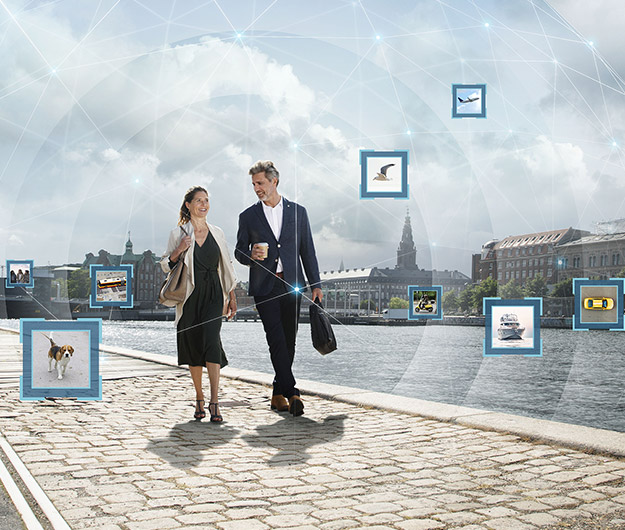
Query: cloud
2 1 625 279
8 234 24 247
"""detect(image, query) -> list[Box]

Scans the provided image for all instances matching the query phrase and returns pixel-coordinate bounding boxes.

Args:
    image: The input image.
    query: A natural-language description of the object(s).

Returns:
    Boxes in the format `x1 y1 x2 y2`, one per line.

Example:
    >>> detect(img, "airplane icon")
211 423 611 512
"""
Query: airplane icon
458 95 479 103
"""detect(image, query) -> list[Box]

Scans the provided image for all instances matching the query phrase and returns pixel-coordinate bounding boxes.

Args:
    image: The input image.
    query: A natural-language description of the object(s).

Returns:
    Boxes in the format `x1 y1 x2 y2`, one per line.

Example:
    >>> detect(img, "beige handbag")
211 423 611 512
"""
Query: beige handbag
159 227 189 307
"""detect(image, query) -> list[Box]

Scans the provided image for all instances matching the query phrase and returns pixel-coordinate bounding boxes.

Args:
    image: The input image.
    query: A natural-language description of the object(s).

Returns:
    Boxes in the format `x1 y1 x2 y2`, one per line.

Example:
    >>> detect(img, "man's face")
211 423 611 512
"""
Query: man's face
251 172 278 203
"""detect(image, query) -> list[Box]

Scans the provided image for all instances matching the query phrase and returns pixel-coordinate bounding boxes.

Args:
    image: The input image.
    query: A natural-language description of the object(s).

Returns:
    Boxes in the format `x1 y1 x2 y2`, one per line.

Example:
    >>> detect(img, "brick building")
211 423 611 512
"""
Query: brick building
473 227 590 286
555 233 625 281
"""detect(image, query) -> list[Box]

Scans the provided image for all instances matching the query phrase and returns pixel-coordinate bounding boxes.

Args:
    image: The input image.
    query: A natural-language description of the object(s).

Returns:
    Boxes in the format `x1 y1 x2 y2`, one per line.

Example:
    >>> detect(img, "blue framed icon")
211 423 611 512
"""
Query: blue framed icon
483 298 542 357
452 84 487 118
573 278 624 331
90 264 133 308
6 260 34 289
360 150 409 199
20 319 102 400
408 286 443 320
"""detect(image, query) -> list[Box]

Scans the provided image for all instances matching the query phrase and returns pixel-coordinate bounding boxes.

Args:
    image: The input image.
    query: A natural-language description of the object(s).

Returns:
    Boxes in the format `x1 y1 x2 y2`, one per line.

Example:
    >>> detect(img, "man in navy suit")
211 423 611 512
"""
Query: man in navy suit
236 160 323 416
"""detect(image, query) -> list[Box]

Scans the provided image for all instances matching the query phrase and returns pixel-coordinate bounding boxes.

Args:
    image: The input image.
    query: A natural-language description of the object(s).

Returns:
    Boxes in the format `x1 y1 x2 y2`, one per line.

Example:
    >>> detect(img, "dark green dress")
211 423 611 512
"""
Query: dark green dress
177 232 227 367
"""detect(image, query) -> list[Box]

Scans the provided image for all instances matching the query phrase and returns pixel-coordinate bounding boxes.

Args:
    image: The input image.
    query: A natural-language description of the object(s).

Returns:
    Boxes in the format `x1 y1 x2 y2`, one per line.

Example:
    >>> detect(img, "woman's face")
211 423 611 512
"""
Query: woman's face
186 191 210 219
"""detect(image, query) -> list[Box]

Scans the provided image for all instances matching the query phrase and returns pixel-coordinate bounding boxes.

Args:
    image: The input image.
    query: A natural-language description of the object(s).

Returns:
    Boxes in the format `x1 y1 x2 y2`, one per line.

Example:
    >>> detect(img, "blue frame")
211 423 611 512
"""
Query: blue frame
20 319 102 400
452 83 487 118
573 278 624 331
483 297 542 357
408 285 443 320
6 259 35 289
89 264 134 308
359 150 409 199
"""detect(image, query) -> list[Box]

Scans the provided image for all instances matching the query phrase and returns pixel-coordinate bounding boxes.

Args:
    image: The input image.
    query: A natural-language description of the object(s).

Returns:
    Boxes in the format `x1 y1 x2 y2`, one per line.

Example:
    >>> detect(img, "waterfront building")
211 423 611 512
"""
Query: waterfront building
555 232 625 281
319 211 470 313
82 234 165 309
474 227 591 286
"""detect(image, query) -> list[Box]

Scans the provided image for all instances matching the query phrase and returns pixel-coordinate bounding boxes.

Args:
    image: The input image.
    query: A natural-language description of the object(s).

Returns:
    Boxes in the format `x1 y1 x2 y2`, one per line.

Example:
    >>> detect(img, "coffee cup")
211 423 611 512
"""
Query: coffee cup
256 242 269 259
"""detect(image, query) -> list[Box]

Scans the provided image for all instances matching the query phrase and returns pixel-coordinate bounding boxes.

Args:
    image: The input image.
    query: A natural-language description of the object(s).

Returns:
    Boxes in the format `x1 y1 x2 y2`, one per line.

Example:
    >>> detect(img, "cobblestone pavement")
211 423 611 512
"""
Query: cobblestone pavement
1 370 625 530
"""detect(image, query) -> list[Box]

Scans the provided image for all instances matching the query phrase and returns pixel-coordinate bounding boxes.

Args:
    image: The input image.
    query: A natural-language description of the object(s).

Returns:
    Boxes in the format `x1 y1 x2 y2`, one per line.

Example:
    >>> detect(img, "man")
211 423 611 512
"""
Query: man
236 160 323 416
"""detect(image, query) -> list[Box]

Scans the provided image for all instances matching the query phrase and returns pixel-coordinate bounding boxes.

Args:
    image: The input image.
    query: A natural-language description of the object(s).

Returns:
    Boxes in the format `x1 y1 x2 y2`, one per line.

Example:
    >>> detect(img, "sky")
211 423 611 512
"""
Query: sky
1 0 624 280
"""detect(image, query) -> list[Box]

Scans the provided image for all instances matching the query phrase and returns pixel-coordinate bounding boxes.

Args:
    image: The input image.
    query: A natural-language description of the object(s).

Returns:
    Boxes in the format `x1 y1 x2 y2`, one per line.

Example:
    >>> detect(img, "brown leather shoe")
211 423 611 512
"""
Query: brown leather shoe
288 395 304 416
270 394 289 412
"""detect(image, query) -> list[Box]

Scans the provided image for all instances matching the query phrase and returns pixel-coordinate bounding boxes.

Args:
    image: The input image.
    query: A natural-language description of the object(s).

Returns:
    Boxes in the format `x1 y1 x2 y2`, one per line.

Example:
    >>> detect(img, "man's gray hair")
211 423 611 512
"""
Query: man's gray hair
249 160 280 183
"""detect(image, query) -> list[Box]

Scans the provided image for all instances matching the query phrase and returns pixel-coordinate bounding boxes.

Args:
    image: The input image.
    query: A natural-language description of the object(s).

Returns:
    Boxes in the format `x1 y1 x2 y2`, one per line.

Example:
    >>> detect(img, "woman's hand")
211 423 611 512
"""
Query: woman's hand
225 296 237 320
172 236 192 262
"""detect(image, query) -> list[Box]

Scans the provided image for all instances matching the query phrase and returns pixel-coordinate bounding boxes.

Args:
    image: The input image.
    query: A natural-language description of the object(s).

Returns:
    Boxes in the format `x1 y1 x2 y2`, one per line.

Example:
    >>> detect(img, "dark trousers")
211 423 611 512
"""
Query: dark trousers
254 277 303 399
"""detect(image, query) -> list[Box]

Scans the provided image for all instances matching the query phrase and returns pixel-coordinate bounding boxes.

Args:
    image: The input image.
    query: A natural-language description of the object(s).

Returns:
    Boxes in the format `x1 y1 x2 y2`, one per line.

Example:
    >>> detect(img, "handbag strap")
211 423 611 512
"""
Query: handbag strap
171 225 190 264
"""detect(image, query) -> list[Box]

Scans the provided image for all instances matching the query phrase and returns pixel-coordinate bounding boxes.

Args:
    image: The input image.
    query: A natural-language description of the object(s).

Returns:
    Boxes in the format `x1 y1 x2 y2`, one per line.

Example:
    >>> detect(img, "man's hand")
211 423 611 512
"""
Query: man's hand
251 243 267 260
312 288 323 303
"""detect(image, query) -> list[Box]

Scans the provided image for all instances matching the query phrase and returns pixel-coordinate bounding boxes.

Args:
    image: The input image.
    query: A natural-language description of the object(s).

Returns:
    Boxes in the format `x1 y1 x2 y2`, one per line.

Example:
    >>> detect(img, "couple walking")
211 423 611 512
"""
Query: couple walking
161 160 322 422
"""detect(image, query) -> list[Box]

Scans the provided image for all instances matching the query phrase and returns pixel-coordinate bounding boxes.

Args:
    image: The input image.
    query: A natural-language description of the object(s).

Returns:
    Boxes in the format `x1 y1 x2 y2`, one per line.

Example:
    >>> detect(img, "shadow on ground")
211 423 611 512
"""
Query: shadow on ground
146 420 239 468
241 413 347 466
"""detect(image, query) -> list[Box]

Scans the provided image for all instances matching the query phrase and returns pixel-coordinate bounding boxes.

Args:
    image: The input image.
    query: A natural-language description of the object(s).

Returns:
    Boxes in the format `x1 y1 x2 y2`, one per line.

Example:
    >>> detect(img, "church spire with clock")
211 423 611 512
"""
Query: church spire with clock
396 209 417 269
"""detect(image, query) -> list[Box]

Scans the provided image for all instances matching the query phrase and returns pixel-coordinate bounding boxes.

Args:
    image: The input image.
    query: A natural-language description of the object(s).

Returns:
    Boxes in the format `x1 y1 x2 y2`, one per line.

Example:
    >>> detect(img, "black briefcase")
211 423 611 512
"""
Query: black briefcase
309 300 337 355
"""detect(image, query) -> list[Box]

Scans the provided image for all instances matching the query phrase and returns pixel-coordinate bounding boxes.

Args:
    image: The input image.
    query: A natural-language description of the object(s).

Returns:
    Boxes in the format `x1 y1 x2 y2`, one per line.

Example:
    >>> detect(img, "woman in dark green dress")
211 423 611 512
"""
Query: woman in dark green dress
162 186 237 422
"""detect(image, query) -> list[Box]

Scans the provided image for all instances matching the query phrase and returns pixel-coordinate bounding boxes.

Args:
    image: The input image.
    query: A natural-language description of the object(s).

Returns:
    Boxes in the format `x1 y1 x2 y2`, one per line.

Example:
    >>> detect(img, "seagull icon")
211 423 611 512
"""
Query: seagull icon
373 163 394 181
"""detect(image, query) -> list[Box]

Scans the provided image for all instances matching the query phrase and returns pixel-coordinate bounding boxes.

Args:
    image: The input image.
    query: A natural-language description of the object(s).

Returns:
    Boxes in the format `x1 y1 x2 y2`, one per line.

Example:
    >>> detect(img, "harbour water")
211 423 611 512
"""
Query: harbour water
3 319 624 433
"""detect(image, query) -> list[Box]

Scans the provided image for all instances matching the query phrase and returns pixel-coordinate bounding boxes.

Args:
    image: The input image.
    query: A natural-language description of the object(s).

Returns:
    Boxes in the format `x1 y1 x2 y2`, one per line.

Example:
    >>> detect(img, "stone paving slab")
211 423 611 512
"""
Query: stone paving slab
1 371 625 529
1 329 625 529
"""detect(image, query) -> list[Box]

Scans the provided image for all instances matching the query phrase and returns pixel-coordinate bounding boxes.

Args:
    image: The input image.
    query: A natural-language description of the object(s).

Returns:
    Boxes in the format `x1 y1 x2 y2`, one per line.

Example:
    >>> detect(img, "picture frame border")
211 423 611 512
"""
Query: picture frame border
572 278 625 331
408 285 443 320
89 264 134 308
359 149 409 199
20 318 102 400
5 259 35 289
452 83 487 118
483 297 543 357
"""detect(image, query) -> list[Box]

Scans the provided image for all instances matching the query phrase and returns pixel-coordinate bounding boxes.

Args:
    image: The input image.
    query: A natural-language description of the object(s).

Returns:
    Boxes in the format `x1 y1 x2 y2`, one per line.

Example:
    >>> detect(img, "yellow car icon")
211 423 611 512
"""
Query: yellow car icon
583 297 614 310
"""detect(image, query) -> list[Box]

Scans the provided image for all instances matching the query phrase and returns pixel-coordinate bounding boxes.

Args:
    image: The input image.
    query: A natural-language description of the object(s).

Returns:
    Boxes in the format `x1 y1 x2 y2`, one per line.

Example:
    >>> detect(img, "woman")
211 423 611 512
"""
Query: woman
161 186 237 422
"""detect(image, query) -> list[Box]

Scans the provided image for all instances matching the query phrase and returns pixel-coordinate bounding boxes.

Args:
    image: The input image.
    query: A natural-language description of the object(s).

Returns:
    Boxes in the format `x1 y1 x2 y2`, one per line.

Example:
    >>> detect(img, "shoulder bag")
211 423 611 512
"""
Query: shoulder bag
159 226 189 307
309 299 337 355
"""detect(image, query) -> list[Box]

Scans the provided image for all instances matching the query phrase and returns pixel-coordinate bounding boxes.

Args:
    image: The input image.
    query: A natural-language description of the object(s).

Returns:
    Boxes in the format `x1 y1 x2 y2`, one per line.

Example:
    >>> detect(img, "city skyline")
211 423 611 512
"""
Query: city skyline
1 1 625 282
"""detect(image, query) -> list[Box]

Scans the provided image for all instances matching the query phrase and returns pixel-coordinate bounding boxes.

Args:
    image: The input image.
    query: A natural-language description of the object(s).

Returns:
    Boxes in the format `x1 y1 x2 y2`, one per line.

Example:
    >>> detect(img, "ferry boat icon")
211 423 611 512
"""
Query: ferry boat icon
497 313 525 340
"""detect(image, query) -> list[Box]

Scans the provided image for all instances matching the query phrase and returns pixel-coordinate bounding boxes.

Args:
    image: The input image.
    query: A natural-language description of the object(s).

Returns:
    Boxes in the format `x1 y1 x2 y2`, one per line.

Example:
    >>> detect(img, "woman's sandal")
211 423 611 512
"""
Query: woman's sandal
208 402 223 423
194 399 206 420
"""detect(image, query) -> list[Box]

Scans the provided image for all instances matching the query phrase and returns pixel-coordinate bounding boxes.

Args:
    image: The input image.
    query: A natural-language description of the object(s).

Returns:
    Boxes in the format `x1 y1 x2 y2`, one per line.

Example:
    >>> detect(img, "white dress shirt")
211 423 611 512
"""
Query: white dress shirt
262 196 283 273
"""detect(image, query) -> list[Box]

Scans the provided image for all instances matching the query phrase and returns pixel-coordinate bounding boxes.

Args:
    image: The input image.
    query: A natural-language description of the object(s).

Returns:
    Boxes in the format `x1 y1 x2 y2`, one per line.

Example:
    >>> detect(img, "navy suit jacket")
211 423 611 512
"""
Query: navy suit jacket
235 198 321 297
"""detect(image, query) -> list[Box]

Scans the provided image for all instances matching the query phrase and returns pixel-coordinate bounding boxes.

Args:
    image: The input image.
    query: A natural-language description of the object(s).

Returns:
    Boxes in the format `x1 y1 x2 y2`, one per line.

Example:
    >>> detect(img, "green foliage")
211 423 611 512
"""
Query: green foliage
458 285 476 312
552 278 573 297
413 290 437 301
389 297 409 309
617 267 625 278
67 269 91 299
499 279 524 299
524 274 548 297
472 277 498 313
442 290 459 312
359 299 376 310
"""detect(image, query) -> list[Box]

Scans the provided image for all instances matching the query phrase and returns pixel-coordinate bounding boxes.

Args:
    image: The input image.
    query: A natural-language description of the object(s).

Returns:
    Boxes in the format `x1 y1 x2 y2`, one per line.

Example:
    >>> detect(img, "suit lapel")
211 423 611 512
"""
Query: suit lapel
253 202 278 243
280 198 294 241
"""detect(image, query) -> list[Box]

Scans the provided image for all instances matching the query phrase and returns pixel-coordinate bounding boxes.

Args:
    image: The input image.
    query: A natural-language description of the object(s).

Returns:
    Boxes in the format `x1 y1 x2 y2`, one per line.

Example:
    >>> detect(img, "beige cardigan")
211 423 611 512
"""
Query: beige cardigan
160 222 237 325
